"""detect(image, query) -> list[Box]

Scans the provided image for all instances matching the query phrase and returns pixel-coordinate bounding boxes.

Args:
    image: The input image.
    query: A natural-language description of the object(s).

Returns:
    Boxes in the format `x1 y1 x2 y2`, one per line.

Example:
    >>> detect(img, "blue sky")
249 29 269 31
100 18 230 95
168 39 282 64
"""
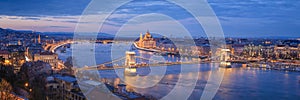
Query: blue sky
0 0 299 37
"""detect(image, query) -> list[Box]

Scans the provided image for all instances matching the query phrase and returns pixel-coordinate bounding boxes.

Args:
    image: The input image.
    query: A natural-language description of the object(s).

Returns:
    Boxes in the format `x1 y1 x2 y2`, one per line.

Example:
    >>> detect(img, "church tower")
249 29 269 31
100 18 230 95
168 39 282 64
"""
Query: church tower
33 30 37 43
25 47 29 56
139 33 143 47
18 40 21 45
38 34 41 44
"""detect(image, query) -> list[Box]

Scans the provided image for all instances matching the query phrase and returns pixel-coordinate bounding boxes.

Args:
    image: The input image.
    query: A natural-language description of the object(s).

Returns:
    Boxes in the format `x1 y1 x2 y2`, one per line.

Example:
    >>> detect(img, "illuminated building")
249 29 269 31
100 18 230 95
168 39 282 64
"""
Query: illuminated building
138 31 156 49
34 51 60 70
243 44 263 57
38 34 41 44
0 50 10 60
274 44 299 60
7 45 26 71
45 75 86 100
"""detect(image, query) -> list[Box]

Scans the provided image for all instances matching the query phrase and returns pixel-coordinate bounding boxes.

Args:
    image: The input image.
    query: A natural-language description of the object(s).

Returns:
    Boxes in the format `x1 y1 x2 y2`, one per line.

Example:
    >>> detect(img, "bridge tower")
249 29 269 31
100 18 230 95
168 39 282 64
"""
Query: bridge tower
124 51 137 76
219 48 231 68
220 49 230 61
125 51 136 66
18 40 22 45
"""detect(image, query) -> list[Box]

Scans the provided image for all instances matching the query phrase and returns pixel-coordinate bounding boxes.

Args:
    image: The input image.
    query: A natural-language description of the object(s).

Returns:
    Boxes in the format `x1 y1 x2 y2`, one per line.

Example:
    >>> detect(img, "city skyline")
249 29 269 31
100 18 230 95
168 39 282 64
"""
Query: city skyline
1 1 300 100
0 0 299 37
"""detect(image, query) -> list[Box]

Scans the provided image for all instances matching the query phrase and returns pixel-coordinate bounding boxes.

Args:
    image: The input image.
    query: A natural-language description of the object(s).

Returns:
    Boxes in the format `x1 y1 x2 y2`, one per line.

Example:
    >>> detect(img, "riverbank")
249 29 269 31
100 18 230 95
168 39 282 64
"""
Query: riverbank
56 43 300 100
245 62 300 72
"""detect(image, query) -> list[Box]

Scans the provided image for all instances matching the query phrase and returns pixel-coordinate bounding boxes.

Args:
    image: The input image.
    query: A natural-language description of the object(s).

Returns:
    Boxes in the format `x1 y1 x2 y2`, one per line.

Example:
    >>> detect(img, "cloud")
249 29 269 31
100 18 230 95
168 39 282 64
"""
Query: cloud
0 0 91 16
49 26 71 28
113 0 189 18
208 0 300 18
0 0 299 37
21 17 41 20
218 16 300 37
62 21 78 23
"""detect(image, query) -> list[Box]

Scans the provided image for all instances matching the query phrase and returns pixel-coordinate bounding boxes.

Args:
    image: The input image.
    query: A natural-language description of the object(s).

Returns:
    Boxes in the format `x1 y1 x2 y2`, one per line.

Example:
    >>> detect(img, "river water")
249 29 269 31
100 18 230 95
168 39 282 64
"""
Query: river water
56 43 300 100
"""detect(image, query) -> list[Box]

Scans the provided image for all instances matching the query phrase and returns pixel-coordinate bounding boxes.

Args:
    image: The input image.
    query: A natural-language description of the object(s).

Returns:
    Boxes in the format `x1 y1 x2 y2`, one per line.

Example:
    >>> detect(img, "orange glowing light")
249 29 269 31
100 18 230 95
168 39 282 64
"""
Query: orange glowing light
25 83 29 87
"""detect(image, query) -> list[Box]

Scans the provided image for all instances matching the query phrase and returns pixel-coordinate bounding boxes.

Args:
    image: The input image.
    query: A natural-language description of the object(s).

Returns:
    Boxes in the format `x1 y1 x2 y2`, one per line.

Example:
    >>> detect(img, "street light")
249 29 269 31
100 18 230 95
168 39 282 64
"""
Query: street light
4 60 10 65
25 82 29 87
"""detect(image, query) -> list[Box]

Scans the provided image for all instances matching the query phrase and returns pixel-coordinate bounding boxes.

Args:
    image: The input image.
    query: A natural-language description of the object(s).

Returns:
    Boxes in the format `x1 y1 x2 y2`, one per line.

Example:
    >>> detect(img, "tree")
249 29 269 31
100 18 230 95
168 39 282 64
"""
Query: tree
63 56 78 74
19 61 51 100
0 57 4 64
64 56 73 68
0 79 17 100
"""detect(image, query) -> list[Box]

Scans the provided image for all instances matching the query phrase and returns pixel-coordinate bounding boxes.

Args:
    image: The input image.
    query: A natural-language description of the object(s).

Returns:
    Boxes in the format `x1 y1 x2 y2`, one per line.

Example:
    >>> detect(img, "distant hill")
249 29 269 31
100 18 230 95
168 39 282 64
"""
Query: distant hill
42 32 115 39
0 27 40 34
0 27 115 39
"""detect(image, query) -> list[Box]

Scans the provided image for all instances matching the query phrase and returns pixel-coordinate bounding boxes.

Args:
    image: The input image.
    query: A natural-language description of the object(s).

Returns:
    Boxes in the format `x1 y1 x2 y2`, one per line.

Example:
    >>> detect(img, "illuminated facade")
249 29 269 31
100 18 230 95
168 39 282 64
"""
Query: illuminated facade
0 50 10 60
274 44 300 60
38 34 41 44
34 52 59 70
138 31 156 49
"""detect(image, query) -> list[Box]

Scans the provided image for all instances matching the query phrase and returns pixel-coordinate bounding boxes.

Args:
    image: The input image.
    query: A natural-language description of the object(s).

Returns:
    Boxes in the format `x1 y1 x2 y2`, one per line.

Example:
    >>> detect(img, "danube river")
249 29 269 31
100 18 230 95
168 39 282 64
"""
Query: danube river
56 43 300 100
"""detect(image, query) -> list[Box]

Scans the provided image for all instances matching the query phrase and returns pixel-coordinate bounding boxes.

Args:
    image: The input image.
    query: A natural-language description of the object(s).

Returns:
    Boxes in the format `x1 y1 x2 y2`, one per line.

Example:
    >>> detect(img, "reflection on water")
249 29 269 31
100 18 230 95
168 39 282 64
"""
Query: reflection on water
97 64 300 100
57 43 300 100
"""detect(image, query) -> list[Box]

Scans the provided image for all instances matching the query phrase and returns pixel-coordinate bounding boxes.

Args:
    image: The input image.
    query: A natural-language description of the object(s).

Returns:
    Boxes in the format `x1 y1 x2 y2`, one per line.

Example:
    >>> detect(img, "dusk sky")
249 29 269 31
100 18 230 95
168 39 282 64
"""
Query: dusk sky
0 0 299 37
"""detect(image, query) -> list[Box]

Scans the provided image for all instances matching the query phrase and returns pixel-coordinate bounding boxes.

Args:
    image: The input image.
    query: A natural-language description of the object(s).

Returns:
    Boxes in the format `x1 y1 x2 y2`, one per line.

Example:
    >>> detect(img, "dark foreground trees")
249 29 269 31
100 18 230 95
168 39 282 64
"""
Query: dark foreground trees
0 79 18 100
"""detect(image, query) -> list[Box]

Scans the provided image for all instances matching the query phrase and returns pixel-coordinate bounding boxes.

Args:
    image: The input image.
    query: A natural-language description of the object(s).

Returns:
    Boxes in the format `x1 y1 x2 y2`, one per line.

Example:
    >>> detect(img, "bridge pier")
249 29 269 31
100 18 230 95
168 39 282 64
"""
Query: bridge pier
125 51 136 66
219 48 232 68
124 51 137 76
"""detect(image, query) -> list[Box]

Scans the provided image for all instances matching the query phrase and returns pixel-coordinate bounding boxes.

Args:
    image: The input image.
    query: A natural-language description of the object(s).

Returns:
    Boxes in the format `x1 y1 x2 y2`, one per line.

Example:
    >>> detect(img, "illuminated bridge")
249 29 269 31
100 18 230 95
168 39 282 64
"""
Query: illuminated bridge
73 51 217 72
44 40 74 52
44 40 261 72
73 48 266 72
44 39 118 53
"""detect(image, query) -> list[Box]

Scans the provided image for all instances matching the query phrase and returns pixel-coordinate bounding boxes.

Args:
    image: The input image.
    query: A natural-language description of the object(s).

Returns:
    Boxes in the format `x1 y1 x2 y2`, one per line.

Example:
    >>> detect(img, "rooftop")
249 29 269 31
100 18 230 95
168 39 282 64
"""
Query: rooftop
39 51 56 55
82 80 102 86
0 50 10 54
55 75 77 83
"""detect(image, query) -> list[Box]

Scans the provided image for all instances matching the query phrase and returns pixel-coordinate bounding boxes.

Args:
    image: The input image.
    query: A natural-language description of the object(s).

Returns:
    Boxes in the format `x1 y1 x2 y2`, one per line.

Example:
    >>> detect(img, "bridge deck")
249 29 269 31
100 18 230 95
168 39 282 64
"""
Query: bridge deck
75 61 213 71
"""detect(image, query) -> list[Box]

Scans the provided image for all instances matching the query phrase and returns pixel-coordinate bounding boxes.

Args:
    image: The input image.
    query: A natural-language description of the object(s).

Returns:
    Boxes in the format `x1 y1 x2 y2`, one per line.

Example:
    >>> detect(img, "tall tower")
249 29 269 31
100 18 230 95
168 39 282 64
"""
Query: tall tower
25 47 29 56
139 33 143 47
33 30 37 43
18 40 21 45
38 34 41 44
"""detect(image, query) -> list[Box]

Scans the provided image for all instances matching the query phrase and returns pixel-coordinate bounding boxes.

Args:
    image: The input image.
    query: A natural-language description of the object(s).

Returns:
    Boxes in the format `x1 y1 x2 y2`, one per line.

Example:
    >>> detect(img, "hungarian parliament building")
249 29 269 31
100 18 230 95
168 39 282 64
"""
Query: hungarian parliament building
137 31 157 49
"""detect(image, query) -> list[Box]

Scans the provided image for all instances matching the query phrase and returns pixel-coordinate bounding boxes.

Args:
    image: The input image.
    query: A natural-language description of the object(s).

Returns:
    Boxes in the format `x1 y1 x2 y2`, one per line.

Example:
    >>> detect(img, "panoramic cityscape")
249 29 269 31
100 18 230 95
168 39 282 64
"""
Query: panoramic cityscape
0 0 300 100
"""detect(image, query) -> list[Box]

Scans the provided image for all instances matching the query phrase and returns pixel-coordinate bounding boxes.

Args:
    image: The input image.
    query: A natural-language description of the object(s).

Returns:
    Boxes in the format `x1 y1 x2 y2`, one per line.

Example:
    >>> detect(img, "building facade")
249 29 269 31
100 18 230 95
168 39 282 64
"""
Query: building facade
34 52 59 70
138 31 156 49
274 44 300 60
0 50 10 60
45 75 86 100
